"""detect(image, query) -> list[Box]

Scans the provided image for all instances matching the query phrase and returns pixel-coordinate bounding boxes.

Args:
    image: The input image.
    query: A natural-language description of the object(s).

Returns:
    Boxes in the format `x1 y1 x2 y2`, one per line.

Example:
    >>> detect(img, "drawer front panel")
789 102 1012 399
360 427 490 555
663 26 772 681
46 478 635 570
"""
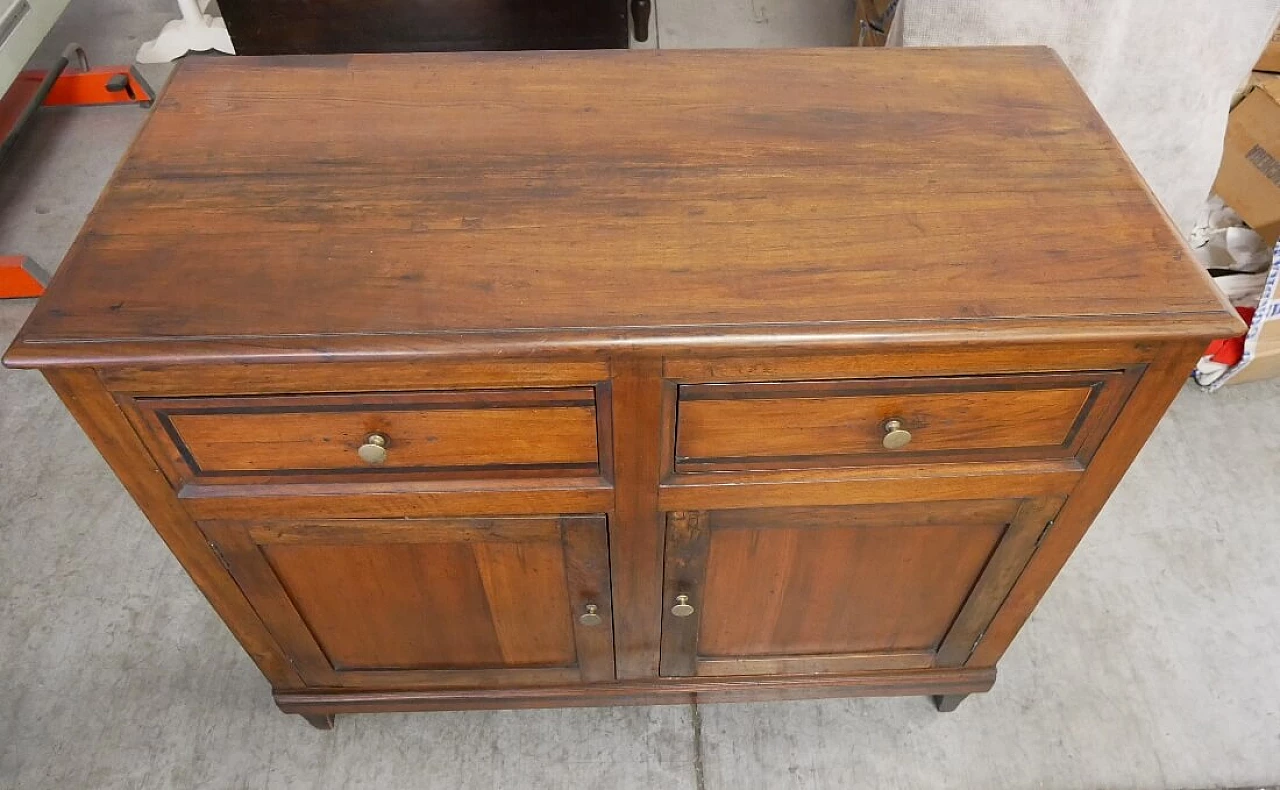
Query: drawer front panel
675 371 1135 473
133 387 601 485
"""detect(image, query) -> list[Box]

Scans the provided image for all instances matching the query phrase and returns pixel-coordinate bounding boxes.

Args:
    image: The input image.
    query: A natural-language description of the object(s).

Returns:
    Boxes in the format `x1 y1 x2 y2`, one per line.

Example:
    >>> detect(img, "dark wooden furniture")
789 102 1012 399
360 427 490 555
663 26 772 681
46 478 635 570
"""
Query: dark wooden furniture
4 49 1242 729
216 0 637 56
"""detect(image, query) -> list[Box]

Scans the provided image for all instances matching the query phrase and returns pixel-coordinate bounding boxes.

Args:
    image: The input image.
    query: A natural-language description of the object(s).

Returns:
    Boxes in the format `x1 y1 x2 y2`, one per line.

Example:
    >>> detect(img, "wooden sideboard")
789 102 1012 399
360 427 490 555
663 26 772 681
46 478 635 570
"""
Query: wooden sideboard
3 49 1242 729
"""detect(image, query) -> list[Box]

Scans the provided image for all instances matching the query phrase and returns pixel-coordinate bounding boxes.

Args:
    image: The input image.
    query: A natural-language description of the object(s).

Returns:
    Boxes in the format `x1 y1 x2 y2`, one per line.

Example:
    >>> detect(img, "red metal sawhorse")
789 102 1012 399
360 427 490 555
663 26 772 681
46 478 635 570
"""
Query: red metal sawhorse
0 44 154 299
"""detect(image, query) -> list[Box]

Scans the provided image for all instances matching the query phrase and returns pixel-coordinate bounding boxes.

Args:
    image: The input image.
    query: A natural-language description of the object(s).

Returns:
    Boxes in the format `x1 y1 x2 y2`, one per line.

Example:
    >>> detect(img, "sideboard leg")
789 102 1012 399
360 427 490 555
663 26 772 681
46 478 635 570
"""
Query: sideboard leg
630 0 652 42
301 713 336 730
932 694 968 713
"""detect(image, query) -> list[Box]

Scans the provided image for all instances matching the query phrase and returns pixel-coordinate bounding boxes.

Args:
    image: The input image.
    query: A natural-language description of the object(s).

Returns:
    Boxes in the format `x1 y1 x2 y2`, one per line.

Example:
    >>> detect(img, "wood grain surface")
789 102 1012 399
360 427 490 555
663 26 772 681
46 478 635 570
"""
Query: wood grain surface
5 48 1240 368
674 373 1120 470
201 515 616 687
133 388 599 481
659 501 1017 677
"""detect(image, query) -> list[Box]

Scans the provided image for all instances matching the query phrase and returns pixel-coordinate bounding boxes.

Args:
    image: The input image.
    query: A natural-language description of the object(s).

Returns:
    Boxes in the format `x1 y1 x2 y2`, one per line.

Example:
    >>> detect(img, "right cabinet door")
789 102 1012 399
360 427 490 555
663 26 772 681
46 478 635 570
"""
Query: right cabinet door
659 497 1062 677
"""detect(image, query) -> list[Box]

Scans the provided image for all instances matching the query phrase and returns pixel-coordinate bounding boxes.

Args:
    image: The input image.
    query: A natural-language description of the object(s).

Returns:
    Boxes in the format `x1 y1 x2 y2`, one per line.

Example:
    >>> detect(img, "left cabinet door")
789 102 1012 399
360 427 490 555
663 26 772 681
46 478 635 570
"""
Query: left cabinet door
200 515 615 688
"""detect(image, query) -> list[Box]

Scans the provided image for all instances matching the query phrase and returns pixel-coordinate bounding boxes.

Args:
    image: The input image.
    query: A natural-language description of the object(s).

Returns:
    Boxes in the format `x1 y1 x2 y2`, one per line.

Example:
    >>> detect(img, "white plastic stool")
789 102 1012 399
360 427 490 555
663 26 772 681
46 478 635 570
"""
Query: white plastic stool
136 0 235 64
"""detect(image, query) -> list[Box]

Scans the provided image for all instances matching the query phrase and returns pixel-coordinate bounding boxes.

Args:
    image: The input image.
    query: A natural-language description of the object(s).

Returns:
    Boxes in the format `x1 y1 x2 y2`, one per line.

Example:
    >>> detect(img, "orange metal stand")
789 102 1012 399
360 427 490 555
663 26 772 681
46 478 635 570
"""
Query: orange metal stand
0 256 49 298
0 48 153 299
23 65 153 107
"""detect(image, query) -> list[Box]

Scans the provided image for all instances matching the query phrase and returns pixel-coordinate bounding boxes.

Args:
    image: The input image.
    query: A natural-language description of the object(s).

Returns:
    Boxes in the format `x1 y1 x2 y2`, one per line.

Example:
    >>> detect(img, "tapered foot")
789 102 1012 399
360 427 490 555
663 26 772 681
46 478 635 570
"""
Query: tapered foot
932 694 968 713
301 713 335 730
630 0 652 42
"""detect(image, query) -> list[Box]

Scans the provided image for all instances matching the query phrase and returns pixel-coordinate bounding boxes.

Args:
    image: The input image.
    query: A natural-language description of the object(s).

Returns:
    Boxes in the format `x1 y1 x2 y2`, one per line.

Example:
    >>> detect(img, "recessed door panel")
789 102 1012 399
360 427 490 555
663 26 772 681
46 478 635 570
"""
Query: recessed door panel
660 499 1061 677
204 515 615 688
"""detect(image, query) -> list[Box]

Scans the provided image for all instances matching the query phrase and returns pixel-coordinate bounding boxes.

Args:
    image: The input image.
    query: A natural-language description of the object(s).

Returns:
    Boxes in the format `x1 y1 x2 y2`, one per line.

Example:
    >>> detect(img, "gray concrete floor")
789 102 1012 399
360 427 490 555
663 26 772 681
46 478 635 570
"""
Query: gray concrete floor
1 1 1279 788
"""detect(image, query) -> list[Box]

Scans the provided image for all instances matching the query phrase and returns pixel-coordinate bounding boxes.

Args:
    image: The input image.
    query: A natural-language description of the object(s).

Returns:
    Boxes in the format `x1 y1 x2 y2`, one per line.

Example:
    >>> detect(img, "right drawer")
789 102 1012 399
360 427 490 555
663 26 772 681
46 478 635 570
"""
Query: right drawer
674 370 1138 473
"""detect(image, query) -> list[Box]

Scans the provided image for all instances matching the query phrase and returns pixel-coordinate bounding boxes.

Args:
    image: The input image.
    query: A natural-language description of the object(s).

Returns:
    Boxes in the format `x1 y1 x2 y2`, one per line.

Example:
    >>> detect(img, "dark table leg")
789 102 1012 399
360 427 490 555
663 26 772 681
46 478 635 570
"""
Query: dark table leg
631 0 652 42
932 694 969 713
302 713 336 730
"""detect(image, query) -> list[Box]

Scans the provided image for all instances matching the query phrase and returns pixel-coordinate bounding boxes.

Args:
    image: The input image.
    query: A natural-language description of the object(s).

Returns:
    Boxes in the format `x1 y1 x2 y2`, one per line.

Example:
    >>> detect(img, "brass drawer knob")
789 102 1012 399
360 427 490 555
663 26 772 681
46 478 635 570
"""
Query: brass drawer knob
881 419 912 450
579 604 603 627
671 594 695 618
357 432 389 464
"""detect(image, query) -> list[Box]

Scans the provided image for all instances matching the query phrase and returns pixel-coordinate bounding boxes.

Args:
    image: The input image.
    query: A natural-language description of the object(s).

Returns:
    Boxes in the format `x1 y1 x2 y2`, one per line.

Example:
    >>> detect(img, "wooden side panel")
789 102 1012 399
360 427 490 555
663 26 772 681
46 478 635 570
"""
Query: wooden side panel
41 368 304 689
969 341 1206 666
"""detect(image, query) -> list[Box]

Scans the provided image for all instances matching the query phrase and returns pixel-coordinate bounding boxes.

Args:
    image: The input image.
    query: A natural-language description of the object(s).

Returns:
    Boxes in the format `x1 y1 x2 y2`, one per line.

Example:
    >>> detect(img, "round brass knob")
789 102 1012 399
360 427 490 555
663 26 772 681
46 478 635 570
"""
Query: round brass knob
881 419 912 450
579 604 603 627
357 433 389 464
671 594 695 618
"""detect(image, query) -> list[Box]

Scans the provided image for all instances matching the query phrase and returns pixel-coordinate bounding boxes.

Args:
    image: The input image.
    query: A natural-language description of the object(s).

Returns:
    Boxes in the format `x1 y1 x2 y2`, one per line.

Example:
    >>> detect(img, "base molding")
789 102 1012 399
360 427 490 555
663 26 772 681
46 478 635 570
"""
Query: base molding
275 667 997 715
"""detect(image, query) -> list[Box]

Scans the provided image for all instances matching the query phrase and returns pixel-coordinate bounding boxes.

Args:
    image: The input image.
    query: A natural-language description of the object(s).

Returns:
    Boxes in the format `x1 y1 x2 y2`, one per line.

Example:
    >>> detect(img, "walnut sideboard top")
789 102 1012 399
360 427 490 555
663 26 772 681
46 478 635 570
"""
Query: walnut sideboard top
5 47 1237 366
3 49 1243 727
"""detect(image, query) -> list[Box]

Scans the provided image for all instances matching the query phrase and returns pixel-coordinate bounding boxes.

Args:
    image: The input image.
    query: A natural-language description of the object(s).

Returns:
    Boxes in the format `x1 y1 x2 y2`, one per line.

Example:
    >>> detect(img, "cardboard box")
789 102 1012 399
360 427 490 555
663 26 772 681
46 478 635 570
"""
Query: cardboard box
1254 24 1280 73
1204 73 1280 386
1204 246 1280 388
853 0 898 46
1213 75 1280 248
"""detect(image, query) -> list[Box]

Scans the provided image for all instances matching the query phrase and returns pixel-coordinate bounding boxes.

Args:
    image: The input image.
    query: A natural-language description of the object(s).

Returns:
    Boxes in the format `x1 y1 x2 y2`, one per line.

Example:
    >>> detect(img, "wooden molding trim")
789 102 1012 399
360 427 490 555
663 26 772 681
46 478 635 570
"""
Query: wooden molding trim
275 667 998 714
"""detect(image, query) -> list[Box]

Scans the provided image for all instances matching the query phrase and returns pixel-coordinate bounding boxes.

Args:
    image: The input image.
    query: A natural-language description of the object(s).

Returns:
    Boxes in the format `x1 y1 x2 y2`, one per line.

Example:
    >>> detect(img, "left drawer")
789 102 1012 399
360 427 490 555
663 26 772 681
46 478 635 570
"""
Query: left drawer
128 387 602 486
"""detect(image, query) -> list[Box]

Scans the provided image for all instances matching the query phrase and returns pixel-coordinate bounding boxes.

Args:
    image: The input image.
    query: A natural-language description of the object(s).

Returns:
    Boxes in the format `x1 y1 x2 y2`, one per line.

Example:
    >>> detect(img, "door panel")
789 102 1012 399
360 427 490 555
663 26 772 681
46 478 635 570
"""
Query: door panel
660 499 1061 678
265 540 576 670
203 515 615 688
699 508 1007 656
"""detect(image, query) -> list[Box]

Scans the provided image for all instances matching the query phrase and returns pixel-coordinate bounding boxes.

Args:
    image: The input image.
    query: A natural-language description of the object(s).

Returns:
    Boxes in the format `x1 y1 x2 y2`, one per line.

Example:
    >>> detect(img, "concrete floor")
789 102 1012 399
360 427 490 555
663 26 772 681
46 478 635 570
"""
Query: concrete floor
1 1 1279 788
